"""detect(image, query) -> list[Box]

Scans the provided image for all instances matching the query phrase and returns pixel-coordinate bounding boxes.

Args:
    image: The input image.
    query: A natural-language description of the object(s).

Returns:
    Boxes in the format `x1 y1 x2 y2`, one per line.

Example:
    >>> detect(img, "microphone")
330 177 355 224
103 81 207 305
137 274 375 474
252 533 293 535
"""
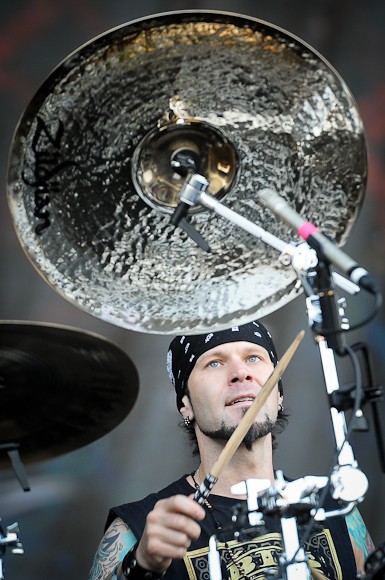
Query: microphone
258 188 379 294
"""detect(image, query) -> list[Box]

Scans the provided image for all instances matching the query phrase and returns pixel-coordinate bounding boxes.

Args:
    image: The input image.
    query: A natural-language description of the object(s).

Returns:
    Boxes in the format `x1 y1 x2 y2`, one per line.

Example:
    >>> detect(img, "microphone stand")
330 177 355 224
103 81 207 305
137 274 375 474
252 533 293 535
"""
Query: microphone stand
173 174 382 474
172 174 384 578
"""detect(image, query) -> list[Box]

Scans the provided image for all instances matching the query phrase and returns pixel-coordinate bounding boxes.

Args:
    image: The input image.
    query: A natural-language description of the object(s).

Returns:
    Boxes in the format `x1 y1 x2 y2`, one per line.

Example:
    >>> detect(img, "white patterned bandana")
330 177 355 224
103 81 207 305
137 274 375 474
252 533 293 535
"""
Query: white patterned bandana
167 320 282 410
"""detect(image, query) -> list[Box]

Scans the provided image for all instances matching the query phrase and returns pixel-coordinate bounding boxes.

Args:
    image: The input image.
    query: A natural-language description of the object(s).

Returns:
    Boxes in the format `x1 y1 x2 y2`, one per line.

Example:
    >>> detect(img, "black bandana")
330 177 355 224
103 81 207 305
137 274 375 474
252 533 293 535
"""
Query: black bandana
167 320 282 410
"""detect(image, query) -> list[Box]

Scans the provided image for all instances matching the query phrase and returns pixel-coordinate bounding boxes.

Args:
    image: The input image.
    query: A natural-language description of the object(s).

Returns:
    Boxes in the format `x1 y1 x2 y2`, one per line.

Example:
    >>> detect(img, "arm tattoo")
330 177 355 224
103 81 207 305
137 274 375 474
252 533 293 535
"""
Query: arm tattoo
346 507 375 573
89 519 137 579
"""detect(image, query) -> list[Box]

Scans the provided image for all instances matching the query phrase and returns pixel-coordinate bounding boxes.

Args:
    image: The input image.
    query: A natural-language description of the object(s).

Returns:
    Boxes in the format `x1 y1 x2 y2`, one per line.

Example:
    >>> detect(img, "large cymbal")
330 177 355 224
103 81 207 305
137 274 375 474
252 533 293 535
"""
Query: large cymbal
7 11 367 334
0 321 139 465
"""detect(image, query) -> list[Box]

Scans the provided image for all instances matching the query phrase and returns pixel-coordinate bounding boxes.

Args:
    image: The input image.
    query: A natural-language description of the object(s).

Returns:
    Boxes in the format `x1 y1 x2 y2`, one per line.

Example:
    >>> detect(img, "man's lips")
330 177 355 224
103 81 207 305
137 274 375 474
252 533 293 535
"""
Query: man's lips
226 396 255 407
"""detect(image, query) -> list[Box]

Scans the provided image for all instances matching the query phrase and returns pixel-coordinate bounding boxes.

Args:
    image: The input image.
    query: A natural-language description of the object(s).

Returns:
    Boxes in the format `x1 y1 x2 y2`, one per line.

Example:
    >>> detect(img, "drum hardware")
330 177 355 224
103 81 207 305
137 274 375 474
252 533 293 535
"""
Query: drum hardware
295 263 384 579
231 478 271 527
300 265 367 489
207 472 337 579
0 520 24 580
244 471 329 580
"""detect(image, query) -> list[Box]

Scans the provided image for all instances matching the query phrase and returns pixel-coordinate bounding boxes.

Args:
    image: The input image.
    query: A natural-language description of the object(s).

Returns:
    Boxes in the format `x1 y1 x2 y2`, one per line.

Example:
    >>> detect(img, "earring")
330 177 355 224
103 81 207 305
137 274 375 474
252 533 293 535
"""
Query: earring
184 416 192 427
278 403 284 412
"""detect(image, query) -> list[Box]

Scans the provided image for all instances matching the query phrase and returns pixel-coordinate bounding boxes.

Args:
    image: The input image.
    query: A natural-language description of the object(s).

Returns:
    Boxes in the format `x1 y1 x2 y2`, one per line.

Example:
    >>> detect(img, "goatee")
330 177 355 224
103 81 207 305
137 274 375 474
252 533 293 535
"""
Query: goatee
200 414 276 451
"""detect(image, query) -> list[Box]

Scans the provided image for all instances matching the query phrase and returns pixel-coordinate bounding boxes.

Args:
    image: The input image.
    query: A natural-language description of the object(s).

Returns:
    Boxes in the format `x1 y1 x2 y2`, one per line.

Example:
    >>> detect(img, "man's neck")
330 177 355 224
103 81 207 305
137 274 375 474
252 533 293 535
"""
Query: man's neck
195 434 275 499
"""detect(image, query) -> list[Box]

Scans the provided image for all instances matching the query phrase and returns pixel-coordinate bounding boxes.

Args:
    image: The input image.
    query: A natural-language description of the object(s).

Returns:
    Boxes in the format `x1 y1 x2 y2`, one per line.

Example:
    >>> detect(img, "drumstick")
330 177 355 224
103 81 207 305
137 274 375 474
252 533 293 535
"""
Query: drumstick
194 329 305 504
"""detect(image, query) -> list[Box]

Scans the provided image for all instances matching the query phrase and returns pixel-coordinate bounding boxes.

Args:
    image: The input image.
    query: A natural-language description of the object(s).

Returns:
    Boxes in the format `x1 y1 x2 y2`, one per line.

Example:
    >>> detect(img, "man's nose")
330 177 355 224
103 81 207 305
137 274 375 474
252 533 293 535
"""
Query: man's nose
230 365 253 383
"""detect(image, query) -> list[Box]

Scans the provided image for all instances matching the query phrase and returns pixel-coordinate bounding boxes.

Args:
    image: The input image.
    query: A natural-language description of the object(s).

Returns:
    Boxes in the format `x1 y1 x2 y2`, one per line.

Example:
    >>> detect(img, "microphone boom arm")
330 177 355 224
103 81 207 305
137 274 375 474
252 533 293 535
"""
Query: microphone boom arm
179 175 361 295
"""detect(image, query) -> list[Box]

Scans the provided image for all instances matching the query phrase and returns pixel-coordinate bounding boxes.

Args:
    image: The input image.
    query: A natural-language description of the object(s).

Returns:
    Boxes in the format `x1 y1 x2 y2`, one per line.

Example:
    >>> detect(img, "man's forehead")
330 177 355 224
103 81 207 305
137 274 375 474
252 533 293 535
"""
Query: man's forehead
197 340 270 362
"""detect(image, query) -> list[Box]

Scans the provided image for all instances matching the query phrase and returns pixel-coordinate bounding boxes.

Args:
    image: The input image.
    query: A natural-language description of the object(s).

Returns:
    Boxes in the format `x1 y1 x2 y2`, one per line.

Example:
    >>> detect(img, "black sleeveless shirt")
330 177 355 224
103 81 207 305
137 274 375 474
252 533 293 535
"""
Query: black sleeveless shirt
106 475 357 579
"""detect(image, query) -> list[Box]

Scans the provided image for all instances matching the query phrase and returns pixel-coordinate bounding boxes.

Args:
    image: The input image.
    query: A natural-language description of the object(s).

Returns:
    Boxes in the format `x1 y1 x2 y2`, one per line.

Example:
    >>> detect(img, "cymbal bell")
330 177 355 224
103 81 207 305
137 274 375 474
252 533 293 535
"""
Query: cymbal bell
7 11 367 334
0 321 139 466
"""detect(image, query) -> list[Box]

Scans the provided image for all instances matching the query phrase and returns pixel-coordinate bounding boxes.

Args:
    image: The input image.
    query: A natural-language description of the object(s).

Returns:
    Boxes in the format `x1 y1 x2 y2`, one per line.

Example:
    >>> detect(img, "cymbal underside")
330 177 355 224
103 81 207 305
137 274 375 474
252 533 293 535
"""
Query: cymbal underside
0 321 139 465
7 12 367 333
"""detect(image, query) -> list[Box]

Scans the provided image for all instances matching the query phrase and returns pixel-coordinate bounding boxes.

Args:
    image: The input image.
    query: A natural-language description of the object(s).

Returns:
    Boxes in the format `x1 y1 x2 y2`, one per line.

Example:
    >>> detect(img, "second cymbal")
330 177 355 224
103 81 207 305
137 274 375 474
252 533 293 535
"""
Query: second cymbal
0 321 139 466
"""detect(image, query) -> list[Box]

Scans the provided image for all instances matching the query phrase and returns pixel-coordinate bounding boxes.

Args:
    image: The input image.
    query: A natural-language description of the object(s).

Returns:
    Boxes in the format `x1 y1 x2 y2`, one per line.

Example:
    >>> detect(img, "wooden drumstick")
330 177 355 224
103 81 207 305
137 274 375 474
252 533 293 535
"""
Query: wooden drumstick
194 329 305 503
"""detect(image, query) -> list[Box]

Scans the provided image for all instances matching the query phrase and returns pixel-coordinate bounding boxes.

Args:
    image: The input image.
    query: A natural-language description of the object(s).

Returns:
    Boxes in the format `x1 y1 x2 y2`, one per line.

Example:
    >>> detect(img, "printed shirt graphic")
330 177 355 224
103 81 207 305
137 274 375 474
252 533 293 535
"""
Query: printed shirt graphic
184 529 342 580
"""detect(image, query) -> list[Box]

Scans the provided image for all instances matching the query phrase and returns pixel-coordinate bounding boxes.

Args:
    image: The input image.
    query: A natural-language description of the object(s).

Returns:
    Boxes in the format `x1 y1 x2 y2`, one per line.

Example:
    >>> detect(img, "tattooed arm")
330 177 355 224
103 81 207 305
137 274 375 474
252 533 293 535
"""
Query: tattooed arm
346 507 375 575
89 495 204 579
89 517 137 580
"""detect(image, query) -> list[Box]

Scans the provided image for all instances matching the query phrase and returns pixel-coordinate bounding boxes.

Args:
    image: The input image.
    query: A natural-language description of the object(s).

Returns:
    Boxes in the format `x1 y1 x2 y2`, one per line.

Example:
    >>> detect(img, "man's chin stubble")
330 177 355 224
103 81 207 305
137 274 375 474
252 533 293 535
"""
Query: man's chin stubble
200 416 276 451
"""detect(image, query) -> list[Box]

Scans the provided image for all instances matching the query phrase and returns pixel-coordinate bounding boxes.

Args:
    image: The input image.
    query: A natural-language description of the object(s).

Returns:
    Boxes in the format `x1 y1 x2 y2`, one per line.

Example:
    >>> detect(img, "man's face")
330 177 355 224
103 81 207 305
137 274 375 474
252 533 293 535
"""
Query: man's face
181 340 280 444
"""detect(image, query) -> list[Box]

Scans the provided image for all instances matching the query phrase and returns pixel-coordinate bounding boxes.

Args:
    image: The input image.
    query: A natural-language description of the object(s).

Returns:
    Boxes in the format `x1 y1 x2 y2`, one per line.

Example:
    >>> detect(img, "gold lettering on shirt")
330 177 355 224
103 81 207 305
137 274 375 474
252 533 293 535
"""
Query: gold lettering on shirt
184 529 342 580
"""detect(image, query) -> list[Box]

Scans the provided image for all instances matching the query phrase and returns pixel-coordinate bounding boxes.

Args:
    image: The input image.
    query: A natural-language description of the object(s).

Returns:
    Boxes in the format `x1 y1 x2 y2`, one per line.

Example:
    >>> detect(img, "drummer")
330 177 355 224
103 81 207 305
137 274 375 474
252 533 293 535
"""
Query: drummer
89 319 374 579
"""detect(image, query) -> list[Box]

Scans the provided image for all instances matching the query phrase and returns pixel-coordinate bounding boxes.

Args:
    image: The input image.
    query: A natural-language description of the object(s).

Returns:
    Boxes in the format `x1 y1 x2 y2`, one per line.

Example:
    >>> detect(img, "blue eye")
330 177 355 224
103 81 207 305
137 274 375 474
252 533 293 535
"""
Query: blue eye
247 355 260 363
208 360 220 368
